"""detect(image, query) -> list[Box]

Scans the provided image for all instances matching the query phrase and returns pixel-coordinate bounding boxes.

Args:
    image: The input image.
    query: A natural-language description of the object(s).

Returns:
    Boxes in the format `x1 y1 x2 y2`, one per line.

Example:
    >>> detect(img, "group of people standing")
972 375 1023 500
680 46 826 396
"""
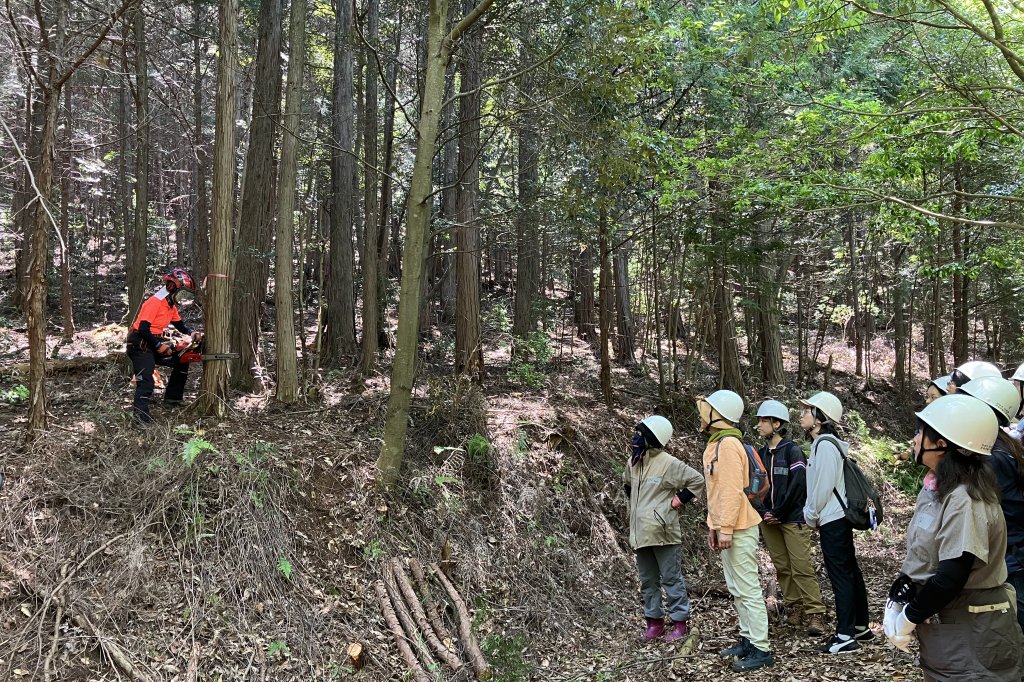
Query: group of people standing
624 359 1024 679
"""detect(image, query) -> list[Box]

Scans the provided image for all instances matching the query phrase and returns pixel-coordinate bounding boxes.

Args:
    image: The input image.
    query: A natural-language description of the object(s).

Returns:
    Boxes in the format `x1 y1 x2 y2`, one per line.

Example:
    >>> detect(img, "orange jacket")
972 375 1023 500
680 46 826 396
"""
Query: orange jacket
131 291 181 336
703 430 762 535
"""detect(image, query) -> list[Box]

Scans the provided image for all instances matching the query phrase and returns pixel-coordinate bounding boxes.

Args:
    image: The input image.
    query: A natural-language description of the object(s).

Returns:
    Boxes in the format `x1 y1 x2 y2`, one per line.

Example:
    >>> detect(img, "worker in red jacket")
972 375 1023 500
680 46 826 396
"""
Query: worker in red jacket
127 268 202 423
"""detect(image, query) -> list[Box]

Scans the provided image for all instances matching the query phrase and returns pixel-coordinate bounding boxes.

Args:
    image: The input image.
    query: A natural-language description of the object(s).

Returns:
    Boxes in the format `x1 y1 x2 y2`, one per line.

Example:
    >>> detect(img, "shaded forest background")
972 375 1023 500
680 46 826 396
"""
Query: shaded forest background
1 0 1024 680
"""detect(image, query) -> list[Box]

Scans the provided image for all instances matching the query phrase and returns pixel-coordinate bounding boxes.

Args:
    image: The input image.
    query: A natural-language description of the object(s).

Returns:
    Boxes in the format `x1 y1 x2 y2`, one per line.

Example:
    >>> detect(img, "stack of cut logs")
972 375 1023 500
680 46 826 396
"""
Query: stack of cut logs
372 558 489 681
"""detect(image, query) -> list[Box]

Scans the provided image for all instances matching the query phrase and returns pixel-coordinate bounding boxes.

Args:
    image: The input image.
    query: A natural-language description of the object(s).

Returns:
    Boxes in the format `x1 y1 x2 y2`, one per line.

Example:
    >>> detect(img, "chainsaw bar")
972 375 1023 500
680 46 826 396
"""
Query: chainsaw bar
199 353 240 361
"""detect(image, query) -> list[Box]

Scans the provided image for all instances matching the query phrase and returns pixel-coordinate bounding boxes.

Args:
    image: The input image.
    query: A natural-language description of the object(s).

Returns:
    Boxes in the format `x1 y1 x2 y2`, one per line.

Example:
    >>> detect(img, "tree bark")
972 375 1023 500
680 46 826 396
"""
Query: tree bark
274 0 307 404
59 84 75 343
127 4 149 317
25 0 68 435
598 206 613 404
572 245 595 340
190 0 210 283
376 0 495 487
612 231 636 365
231 0 283 389
513 37 539 339
197 0 239 416
324 0 358 362
714 257 745 394
454 0 483 378
359 0 383 373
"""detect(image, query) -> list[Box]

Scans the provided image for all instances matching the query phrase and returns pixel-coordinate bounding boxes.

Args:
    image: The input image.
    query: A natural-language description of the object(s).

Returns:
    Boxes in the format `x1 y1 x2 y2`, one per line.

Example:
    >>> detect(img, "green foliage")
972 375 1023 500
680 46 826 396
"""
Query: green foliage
182 437 216 466
481 633 530 682
848 410 922 496
466 433 491 465
266 640 290 659
1 384 29 403
277 557 293 581
508 331 554 389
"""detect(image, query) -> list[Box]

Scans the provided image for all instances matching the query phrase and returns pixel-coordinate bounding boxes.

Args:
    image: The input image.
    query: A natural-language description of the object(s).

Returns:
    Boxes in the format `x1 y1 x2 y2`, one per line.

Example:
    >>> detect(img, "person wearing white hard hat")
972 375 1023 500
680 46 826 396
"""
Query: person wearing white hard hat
623 415 705 644
899 375 954 462
958 377 1024 632
754 400 827 636
699 390 774 671
883 394 1023 680
798 391 872 653
947 360 1002 394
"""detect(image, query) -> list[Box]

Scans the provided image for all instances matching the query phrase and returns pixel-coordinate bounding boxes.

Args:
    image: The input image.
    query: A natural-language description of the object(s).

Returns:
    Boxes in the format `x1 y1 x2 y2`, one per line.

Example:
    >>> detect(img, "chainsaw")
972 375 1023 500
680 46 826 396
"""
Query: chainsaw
172 337 239 364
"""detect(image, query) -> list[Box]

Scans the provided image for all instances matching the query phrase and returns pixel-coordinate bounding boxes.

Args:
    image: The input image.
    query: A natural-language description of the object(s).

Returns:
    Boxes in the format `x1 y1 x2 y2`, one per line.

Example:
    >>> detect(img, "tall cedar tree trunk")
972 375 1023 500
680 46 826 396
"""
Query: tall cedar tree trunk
59 84 74 342
17 80 44 312
377 0 495 487
437 65 458 325
756 229 788 387
324 0 358 361
513 33 539 339
714 257 745 394
454 0 483 377
572 246 596 340
127 5 149 316
25 2 67 434
191 0 210 282
846 213 864 377
951 165 969 365
197 0 238 416
377 9 400 284
359 0 383 373
612 232 636 365
598 206 613 403
274 0 307 404
231 0 283 389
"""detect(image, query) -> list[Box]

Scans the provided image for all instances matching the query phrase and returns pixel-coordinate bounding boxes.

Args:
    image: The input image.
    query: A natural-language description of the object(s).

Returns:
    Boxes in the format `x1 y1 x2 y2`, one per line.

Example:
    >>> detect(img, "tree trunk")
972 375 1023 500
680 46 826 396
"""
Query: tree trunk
377 0 494 487
231 0 283 390
846 212 863 377
324 0 358 362
26 0 67 436
12 83 33 311
714 257 744 394
274 0 307 404
572 246 595 340
59 84 75 343
127 5 149 317
598 206 613 404
191 0 210 282
612 232 636 365
454 0 483 378
513 40 539 339
951 166 969 365
359 0 384 373
197 0 239 417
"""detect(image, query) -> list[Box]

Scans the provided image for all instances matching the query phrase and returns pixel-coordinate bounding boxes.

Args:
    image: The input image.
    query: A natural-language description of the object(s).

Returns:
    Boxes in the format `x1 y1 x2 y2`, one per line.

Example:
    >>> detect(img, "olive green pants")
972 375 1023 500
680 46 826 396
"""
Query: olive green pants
761 521 825 615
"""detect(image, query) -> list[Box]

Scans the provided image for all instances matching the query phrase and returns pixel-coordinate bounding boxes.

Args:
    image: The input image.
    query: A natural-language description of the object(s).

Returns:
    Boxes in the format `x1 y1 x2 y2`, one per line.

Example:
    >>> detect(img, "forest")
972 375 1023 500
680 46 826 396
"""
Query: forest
1 0 1023 679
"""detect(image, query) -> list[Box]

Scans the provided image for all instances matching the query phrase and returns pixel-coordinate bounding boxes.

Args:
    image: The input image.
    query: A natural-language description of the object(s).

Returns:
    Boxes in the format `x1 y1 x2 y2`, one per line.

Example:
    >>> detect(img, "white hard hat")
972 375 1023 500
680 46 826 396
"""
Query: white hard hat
956 360 1002 381
704 390 745 424
638 415 673 448
928 375 952 395
799 391 843 423
1011 362 1024 383
958 376 1020 425
915 394 998 456
756 400 790 423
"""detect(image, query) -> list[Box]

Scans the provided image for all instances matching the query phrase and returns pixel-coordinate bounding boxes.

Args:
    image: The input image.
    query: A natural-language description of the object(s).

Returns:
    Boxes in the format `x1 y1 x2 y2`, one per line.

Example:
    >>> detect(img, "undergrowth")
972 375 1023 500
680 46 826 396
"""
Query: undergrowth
848 409 923 496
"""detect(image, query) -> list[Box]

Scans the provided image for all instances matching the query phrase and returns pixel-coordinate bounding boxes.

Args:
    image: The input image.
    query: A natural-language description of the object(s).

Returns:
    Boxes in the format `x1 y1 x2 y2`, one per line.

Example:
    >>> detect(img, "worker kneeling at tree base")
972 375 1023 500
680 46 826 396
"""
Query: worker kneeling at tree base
127 268 203 424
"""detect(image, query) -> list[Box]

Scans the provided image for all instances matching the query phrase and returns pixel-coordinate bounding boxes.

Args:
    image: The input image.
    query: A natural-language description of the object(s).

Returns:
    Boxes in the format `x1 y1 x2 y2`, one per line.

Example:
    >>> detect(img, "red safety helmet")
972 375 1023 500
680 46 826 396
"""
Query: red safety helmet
163 268 196 293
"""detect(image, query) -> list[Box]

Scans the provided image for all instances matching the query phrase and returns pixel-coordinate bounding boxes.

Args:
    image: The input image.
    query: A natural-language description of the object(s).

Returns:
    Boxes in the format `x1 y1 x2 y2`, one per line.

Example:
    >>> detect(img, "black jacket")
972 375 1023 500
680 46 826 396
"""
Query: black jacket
990 438 1024 573
759 439 808 524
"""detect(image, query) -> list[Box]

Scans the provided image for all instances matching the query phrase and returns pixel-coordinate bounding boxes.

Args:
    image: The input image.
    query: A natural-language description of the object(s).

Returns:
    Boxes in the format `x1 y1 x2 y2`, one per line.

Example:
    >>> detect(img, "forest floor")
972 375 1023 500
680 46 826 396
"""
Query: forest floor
0 298 931 681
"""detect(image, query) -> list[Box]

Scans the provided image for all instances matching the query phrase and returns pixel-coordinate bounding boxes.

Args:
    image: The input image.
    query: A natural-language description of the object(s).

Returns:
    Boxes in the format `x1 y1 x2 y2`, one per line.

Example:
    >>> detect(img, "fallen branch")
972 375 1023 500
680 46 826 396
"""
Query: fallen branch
383 565 438 672
429 563 489 681
71 610 149 681
410 558 449 649
391 559 462 672
0 354 123 378
374 580 431 682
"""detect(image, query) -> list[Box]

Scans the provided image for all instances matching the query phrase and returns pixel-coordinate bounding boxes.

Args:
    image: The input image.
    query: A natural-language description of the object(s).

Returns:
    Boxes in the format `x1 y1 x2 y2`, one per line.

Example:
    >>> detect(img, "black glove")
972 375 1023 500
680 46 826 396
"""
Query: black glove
888 573 917 603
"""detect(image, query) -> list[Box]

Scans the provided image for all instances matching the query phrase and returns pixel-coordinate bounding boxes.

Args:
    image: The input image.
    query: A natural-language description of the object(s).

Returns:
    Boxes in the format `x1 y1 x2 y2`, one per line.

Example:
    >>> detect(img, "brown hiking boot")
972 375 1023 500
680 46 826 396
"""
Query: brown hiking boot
786 607 803 627
806 613 826 636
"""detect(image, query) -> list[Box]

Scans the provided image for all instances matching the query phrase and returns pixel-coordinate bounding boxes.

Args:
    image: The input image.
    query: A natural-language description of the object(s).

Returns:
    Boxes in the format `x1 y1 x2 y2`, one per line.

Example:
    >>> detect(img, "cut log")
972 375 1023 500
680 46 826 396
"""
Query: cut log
410 558 449 648
0 354 124 378
346 642 364 670
429 563 489 681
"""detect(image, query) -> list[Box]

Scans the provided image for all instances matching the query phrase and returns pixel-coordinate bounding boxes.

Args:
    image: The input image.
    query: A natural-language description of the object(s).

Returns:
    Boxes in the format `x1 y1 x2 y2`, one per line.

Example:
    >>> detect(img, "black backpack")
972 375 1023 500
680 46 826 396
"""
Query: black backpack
818 435 884 531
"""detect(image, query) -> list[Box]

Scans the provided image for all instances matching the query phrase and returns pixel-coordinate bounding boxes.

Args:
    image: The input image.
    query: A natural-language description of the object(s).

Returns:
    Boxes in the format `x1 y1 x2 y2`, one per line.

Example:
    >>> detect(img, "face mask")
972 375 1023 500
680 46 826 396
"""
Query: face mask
630 432 648 466
914 443 948 467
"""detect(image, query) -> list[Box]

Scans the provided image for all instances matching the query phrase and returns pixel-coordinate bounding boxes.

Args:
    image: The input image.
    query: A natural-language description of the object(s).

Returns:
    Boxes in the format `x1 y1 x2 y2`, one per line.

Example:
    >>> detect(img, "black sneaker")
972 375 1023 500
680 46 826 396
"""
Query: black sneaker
853 626 875 642
719 637 752 658
732 647 774 672
821 634 859 654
